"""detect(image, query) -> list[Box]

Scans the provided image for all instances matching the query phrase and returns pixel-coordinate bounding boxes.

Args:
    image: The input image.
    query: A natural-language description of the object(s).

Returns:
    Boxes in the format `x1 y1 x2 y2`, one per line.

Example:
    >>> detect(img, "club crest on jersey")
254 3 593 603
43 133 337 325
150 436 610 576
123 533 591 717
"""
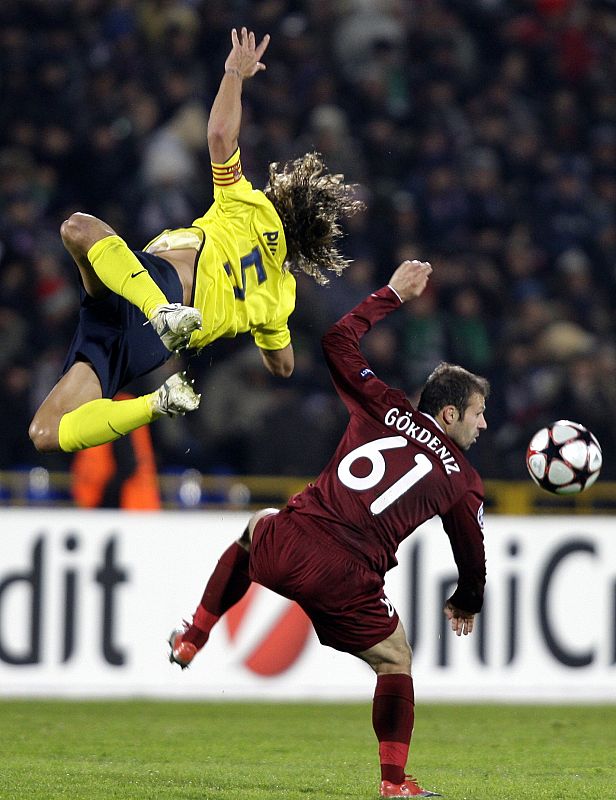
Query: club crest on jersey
477 502 484 529
360 368 374 379
384 406 460 475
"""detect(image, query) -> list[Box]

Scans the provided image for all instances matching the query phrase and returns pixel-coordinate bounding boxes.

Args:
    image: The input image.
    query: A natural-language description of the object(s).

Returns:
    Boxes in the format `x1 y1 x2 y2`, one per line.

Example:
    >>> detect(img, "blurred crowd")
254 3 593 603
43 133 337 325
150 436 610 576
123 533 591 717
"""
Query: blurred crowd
1 0 616 481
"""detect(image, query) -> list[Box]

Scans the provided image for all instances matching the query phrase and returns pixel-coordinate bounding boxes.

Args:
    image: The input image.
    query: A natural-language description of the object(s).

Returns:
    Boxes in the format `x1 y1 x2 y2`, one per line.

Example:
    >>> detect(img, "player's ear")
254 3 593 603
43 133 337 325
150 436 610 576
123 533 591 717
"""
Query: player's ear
442 405 459 425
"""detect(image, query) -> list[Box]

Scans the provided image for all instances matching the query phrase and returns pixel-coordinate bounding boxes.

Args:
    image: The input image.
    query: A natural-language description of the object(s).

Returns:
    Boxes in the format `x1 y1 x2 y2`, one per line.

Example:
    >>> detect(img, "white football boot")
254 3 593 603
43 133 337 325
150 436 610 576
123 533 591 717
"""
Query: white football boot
151 372 201 417
149 303 202 352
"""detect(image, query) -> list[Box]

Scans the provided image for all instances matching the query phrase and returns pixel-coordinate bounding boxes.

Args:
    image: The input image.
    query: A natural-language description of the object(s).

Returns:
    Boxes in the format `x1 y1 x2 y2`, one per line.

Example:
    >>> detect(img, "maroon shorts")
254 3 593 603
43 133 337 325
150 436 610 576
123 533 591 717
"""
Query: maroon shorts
249 508 399 653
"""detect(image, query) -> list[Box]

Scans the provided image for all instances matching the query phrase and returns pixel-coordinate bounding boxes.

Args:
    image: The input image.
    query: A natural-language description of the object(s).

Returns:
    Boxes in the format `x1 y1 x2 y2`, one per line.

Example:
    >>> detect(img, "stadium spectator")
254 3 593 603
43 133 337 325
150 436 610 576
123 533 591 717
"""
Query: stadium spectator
0 1 615 481
27 27 363 456
0 364 34 469
70 393 161 510
446 286 494 374
169 259 488 798
399 282 448 389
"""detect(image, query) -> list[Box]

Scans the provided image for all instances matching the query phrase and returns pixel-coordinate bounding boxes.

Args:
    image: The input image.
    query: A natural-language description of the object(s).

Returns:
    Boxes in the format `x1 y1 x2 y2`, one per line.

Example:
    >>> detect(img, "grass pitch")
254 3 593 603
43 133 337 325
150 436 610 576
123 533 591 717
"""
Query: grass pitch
0 700 614 799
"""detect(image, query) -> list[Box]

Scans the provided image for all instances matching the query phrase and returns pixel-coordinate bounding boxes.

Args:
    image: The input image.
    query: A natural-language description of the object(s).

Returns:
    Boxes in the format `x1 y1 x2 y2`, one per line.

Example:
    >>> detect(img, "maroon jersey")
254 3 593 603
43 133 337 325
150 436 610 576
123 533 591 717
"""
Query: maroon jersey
287 286 486 613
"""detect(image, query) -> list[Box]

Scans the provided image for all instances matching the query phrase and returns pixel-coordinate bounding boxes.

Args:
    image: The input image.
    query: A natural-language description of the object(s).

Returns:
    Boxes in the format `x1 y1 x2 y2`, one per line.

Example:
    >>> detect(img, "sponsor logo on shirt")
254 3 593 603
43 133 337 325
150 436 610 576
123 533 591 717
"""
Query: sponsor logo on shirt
384 406 460 475
360 368 375 379
263 230 279 255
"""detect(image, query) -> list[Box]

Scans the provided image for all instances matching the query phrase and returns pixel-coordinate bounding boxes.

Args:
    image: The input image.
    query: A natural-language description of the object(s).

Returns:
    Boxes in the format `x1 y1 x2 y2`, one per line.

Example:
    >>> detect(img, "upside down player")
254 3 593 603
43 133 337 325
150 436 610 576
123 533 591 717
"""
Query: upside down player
169 259 489 798
29 27 362 455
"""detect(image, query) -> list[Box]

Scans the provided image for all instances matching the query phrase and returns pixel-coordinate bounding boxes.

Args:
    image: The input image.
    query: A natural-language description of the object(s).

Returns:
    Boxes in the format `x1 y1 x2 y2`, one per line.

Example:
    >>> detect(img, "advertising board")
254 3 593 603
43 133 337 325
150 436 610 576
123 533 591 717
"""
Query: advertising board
1 510 614 701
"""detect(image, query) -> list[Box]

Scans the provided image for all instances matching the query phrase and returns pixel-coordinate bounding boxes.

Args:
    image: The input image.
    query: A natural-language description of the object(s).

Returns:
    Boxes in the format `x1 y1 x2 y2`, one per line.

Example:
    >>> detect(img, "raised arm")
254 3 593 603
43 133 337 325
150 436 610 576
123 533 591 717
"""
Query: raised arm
207 27 270 164
321 260 432 412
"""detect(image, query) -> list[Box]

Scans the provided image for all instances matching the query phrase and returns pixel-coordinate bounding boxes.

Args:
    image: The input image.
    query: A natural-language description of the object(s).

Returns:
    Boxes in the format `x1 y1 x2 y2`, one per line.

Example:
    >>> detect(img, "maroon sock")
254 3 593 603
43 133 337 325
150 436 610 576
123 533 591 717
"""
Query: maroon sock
183 542 251 649
372 673 415 785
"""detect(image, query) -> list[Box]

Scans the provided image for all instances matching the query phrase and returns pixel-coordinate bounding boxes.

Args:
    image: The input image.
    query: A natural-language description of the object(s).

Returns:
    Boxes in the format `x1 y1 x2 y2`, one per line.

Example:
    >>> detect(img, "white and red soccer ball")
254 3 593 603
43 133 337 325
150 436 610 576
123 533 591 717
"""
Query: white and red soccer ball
526 420 602 494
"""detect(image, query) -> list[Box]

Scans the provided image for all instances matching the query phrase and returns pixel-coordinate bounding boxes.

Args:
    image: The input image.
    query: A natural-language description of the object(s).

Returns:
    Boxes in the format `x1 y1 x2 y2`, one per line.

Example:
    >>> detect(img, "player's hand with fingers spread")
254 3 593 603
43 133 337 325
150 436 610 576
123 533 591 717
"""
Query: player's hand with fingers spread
444 601 475 637
388 259 432 302
225 26 270 81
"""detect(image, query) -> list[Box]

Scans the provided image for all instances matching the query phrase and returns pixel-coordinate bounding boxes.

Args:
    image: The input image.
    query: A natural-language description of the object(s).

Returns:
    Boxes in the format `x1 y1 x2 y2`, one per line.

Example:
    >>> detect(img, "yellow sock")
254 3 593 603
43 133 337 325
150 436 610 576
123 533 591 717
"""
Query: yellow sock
58 395 157 452
87 235 169 319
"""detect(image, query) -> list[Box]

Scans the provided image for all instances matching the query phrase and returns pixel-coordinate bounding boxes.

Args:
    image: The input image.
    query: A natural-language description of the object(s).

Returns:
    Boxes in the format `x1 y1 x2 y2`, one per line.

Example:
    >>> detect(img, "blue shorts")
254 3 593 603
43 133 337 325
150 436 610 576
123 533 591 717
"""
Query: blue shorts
249 508 399 654
62 251 184 397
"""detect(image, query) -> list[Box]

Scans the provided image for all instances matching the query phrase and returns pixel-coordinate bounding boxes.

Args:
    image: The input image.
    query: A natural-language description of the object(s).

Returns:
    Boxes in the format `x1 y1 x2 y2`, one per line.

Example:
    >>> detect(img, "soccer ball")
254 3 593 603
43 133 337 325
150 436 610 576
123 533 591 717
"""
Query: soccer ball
526 420 602 494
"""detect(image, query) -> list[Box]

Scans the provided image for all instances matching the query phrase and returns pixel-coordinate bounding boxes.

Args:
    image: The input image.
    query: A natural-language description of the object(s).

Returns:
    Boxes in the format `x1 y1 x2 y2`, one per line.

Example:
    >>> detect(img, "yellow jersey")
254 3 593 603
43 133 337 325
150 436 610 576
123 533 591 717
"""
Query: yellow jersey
144 149 295 351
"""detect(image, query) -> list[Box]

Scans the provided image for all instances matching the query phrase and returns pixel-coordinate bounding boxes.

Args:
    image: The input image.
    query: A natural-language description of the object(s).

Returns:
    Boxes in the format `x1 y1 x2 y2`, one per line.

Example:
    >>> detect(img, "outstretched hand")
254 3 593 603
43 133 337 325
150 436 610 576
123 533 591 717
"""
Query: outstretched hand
444 601 475 637
225 27 270 80
388 259 432 302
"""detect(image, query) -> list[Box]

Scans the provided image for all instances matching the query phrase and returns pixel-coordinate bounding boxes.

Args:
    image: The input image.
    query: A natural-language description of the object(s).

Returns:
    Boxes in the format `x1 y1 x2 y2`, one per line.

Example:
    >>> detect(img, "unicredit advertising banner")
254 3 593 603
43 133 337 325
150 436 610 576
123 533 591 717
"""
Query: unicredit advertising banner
0 509 615 701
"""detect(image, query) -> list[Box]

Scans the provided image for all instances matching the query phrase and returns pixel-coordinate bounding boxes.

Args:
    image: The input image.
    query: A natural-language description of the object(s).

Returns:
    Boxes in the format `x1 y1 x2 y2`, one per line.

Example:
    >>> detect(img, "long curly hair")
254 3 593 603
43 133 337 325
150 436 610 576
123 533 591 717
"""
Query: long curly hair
264 152 365 285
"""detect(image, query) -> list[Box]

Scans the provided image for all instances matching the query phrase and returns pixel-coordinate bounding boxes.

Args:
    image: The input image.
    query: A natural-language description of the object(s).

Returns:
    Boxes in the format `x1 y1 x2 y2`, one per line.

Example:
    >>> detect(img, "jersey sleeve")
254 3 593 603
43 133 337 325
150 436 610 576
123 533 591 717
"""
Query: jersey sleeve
197 147 256 212
321 285 405 415
440 486 486 613
191 149 254 230
251 271 296 350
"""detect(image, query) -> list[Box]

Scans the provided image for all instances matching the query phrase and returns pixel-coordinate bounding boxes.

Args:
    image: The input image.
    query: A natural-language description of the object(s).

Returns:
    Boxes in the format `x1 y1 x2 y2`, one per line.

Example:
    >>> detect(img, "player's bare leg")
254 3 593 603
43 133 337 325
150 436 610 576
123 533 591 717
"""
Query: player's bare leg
61 212 115 298
61 213 202 350
356 623 441 798
29 361 200 453
356 621 412 676
29 361 103 452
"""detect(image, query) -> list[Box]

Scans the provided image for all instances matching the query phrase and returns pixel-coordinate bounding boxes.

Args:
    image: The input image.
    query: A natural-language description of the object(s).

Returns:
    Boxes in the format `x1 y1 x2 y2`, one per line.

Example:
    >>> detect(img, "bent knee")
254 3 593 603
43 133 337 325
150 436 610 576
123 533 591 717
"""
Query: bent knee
393 648 412 674
60 212 91 249
60 212 114 254
28 418 61 453
362 631 413 675
376 651 412 676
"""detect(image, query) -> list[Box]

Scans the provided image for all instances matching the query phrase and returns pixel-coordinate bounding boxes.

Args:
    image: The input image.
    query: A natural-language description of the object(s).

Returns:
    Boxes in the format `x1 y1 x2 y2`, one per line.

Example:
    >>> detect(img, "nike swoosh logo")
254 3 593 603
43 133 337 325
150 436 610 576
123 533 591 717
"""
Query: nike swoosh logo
131 270 147 278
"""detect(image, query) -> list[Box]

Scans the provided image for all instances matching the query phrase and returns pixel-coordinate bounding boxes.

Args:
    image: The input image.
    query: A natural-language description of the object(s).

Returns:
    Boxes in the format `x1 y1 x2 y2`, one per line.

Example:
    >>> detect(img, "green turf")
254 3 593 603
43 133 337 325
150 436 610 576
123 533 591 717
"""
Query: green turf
0 700 614 799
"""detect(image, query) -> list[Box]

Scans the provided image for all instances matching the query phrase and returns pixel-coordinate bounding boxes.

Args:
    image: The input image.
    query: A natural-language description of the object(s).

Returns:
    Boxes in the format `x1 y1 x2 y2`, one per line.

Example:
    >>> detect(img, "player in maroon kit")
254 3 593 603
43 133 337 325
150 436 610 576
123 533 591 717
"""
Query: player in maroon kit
169 259 489 798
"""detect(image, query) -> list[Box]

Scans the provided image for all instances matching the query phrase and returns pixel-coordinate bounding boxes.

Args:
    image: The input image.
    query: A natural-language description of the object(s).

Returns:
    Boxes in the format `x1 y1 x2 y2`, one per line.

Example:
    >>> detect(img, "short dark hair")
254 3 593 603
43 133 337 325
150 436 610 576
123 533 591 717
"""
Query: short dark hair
418 362 490 418
264 152 364 285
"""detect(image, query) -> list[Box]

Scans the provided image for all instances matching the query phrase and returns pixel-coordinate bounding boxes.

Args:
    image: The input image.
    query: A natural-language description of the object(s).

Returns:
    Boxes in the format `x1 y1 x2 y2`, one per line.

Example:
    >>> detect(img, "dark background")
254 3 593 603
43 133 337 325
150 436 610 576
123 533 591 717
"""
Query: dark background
1 0 615 481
